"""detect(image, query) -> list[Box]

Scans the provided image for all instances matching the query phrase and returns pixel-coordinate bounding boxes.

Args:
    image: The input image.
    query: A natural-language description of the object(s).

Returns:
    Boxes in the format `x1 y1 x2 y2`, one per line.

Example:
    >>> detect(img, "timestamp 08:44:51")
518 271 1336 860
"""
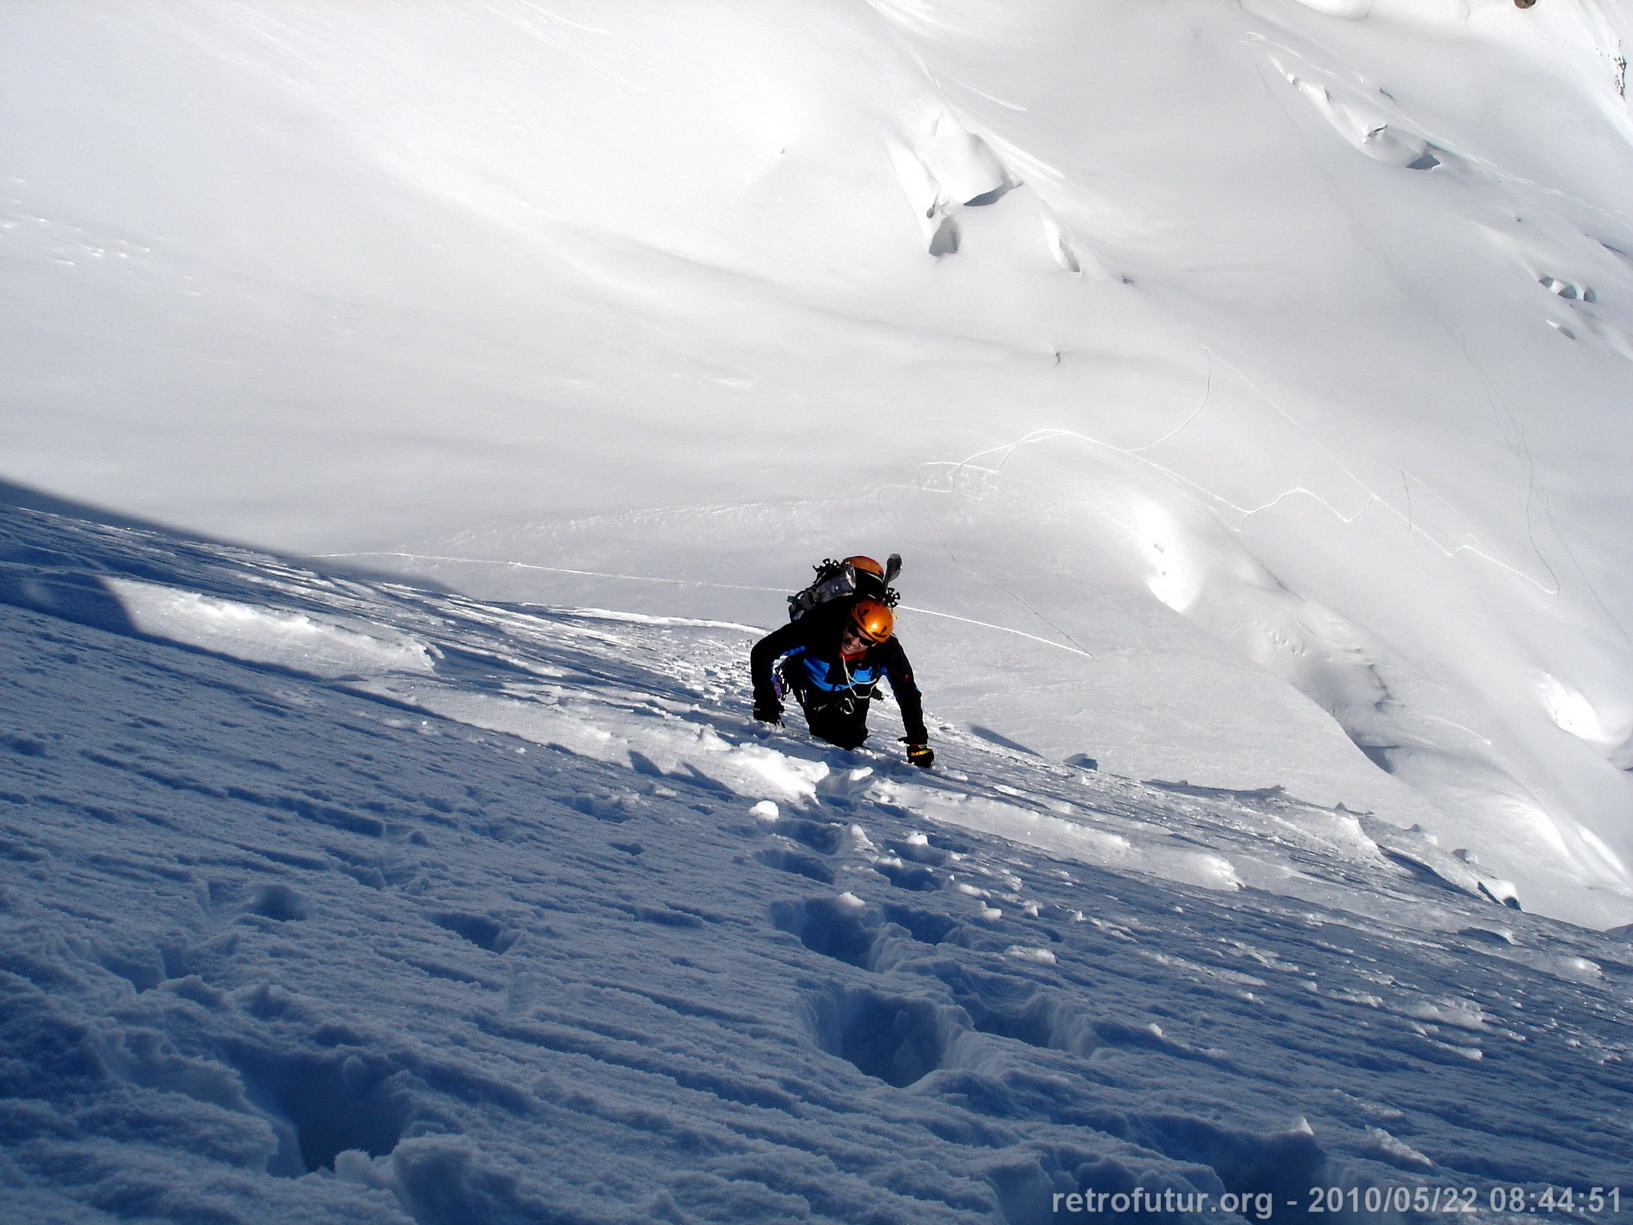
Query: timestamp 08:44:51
1307 1184 1623 1216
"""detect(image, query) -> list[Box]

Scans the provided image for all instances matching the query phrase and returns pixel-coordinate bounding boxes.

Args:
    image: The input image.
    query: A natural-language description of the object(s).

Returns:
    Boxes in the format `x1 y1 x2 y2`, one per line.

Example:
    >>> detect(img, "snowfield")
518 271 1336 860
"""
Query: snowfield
8 0 1633 927
5 0 1633 1219
2 503 1631 1223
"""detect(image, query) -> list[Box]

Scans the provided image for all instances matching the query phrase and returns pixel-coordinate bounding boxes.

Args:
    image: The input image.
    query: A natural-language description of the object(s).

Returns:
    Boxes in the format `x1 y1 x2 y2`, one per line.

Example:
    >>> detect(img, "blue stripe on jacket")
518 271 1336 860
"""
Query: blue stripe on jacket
786 648 883 692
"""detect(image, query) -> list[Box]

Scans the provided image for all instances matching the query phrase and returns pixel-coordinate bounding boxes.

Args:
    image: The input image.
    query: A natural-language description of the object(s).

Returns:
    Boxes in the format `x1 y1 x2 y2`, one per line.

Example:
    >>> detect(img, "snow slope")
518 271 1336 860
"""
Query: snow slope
3 500 1631 1224
5 0 1633 926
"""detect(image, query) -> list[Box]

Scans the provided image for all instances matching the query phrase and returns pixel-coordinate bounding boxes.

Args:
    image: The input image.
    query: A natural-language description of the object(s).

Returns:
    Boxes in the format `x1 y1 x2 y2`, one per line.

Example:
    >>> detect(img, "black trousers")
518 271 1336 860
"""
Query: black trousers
782 670 871 750
804 696 871 750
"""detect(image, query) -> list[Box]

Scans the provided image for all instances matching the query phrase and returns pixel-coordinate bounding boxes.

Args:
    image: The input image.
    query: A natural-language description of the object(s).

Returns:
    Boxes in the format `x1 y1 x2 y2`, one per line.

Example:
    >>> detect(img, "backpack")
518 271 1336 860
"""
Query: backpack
787 554 902 622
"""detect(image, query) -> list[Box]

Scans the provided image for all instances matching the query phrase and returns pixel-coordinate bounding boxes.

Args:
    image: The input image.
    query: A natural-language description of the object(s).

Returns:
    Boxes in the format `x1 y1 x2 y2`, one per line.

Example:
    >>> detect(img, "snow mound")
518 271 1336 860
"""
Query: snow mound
106 579 438 679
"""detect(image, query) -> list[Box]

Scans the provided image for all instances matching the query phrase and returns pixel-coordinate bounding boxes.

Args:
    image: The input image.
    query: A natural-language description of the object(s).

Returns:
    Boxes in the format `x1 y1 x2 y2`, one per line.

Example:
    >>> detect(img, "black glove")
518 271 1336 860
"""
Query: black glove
754 697 783 724
902 739 934 769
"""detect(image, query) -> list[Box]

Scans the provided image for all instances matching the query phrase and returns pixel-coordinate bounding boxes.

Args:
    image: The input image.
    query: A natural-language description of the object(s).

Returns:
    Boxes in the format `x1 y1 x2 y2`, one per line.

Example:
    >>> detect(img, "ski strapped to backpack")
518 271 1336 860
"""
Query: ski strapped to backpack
787 553 902 622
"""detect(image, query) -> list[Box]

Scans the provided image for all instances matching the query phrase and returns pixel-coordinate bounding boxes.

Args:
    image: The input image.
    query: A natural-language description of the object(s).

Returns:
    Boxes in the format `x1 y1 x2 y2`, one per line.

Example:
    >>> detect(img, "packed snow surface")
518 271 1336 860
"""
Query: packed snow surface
4 0 1633 1219
2 503 1631 1223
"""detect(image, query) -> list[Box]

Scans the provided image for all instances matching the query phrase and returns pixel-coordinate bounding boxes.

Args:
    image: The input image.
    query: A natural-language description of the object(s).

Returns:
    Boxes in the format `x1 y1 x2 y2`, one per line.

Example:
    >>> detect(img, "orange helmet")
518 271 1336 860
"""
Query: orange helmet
844 555 884 578
849 598 894 643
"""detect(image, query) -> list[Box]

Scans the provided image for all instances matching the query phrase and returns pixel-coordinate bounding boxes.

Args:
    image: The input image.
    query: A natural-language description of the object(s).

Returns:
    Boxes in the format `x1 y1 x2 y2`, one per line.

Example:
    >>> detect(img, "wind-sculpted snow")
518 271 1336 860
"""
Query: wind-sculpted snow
8 0 1633 926
3 505 1631 1224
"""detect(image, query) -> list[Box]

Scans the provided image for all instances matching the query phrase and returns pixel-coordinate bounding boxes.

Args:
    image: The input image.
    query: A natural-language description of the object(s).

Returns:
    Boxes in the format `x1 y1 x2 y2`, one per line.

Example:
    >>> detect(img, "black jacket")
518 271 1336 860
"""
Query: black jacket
750 602 928 743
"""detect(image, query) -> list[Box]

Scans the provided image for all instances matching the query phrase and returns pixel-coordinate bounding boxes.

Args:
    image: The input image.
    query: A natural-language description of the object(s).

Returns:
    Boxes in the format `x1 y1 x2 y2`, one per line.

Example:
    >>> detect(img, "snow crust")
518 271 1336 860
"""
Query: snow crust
3 503 1631 1223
